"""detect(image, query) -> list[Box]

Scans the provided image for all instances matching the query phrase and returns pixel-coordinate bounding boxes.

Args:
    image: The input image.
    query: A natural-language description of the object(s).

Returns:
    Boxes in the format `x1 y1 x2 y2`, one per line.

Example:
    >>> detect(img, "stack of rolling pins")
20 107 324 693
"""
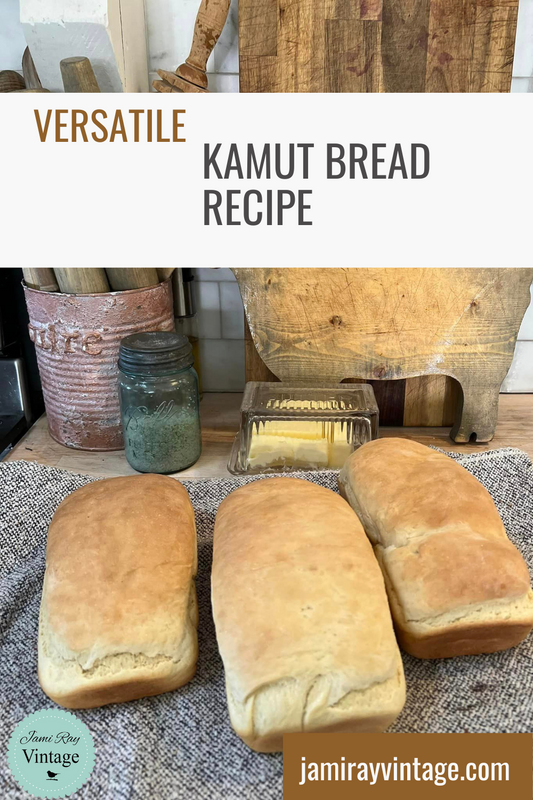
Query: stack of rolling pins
21 269 176 293
0 49 103 94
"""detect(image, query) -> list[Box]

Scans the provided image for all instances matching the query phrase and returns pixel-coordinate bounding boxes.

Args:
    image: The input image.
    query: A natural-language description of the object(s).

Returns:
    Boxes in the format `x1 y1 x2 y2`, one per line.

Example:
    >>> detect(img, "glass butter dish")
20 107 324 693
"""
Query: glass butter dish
228 382 379 475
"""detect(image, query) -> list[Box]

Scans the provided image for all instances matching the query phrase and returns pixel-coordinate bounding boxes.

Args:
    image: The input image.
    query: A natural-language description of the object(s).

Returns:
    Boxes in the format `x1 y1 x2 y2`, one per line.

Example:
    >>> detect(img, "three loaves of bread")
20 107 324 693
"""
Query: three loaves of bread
38 439 533 751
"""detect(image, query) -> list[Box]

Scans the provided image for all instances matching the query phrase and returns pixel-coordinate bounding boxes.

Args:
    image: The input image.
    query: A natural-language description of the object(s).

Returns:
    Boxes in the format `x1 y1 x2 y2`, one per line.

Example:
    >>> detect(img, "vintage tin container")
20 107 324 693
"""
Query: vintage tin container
24 280 175 450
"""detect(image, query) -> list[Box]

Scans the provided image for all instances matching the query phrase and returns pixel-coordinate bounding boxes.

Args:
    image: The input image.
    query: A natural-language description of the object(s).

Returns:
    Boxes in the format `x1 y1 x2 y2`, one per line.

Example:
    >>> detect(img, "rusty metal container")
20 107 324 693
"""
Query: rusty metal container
24 281 175 450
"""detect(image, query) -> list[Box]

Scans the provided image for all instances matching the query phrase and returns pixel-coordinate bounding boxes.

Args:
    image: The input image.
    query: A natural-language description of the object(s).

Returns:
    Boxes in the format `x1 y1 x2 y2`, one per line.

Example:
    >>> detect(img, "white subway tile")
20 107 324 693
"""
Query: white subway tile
199 339 245 391
511 77 533 92
220 282 245 339
518 287 533 339
193 268 236 282
501 342 533 392
196 282 221 339
513 0 533 77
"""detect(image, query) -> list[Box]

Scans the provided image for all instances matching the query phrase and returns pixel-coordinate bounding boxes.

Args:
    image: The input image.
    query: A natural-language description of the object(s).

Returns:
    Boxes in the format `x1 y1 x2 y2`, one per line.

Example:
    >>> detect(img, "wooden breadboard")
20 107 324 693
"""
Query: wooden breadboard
239 0 519 93
244 318 460 427
235 268 533 443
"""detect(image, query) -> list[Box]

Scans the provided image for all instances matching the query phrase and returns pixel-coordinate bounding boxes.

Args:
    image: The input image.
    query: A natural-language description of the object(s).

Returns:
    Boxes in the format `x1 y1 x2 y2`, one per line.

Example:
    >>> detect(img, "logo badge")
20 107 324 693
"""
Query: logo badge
7 709 95 798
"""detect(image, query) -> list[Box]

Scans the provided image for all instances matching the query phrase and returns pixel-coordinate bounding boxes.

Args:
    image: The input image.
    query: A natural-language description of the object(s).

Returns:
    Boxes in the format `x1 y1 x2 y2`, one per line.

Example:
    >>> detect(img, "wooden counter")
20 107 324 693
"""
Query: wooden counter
4 393 533 479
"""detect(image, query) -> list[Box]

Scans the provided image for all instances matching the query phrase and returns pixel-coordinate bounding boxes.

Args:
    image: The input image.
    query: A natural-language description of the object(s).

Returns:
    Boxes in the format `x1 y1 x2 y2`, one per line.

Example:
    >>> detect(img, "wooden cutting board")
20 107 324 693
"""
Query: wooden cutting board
234 268 533 443
239 0 519 92
244 316 461 427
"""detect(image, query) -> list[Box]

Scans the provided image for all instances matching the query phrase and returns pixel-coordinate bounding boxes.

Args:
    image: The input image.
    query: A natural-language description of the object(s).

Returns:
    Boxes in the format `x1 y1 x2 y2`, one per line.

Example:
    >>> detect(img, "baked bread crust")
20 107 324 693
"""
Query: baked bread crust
339 438 533 658
38 474 198 708
212 477 406 752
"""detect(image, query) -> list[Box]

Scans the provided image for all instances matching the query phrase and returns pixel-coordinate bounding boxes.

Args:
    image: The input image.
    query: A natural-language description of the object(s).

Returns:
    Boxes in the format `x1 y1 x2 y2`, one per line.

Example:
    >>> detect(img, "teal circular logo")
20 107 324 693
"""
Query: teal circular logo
7 709 95 798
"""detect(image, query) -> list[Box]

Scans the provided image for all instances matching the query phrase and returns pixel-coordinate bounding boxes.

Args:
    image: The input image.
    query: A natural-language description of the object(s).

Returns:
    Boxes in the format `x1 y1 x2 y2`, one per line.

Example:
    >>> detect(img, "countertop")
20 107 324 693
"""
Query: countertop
4 393 533 479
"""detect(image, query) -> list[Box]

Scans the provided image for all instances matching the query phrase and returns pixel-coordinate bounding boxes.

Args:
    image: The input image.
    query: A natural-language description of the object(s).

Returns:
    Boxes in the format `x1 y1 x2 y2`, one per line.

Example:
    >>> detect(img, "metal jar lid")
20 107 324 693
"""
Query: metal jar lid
118 331 193 375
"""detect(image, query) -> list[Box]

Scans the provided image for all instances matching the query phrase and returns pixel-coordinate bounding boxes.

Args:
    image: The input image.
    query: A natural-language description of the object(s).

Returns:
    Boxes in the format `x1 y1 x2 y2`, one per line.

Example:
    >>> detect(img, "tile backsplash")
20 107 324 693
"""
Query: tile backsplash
191 268 244 391
193 269 533 394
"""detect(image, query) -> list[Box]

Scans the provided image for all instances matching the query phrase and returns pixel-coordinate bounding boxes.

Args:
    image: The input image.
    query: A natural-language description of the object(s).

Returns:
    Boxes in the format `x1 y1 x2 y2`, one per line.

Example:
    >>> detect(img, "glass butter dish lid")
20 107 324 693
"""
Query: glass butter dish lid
228 382 379 475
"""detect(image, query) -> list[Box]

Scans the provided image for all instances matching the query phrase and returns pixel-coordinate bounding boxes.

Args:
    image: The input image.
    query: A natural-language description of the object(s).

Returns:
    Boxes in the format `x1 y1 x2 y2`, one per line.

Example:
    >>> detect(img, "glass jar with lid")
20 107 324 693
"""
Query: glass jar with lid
118 331 201 474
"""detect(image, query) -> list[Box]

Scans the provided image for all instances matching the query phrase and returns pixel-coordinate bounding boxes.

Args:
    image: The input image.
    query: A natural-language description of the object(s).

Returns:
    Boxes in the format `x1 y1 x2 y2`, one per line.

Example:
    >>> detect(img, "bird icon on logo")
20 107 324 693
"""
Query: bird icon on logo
46 771 59 781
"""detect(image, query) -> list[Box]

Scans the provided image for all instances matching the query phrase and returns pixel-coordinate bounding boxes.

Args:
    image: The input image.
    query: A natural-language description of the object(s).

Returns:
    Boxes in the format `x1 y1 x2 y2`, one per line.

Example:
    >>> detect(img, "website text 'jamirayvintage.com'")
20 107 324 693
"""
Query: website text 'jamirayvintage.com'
283 733 533 799
298 755 509 786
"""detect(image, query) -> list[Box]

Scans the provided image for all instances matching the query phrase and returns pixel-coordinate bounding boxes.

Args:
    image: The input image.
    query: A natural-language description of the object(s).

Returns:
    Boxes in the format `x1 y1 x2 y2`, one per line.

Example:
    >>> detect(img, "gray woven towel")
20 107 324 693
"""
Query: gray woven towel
1 449 533 799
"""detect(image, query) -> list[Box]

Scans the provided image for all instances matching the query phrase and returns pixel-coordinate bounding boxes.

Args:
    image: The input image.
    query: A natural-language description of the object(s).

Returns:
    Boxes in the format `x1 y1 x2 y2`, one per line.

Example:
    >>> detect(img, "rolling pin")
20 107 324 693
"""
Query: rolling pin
106 269 160 291
153 0 231 93
60 57 100 93
22 48 42 91
0 71 25 93
54 269 110 294
22 268 59 292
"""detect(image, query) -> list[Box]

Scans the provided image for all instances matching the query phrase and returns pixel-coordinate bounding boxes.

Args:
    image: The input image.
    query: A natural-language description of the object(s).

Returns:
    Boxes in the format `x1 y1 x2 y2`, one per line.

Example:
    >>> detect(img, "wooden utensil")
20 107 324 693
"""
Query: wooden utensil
157 268 176 281
235 267 533 443
0 71 25 93
54 269 110 294
243 316 458 426
106 269 160 291
153 0 231 93
22 48 42 91
60 57 100 93
22 269 59 293
239 0 519 92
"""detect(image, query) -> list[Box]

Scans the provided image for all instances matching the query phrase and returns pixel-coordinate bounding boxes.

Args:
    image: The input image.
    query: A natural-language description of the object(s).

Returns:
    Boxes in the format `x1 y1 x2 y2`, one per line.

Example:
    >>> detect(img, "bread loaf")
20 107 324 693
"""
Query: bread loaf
38 475 198 708
212 477 405 752
339 438 533 659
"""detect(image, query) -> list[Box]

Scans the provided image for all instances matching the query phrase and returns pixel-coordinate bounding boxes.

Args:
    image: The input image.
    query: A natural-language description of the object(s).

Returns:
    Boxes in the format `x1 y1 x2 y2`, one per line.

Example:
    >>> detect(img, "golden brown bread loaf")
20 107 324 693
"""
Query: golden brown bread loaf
212 477 406 752
38 475 198 708
338 438 533 659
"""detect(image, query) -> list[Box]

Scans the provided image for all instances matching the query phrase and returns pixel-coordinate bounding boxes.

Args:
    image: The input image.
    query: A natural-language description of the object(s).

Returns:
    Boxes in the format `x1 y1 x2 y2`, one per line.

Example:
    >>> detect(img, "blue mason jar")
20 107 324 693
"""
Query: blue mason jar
118 331 201 473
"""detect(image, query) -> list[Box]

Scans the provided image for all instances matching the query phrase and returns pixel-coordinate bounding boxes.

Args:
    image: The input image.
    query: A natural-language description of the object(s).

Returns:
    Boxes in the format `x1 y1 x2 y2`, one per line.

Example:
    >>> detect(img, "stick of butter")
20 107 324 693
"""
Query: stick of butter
248 421 351 469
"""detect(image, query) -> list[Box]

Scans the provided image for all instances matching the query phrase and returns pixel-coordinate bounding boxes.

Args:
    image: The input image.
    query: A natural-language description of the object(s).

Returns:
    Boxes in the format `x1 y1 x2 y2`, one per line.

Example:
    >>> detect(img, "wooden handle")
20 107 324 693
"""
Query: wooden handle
22 47 42 90
106 268 160 291
60 57 100 93
153 73 208 93
157 268 176 281
0 71 25 93
22 268 59 292
54 268 109 294
176 0 231 88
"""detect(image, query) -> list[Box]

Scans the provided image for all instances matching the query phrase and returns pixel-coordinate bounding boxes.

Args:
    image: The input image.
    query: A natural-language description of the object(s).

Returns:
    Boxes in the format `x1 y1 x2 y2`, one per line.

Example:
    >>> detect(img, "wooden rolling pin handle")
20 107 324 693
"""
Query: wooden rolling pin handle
22 268 59 293
186 0 232 73
60 57 100 93
54 268 110 294
106 268 159 291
